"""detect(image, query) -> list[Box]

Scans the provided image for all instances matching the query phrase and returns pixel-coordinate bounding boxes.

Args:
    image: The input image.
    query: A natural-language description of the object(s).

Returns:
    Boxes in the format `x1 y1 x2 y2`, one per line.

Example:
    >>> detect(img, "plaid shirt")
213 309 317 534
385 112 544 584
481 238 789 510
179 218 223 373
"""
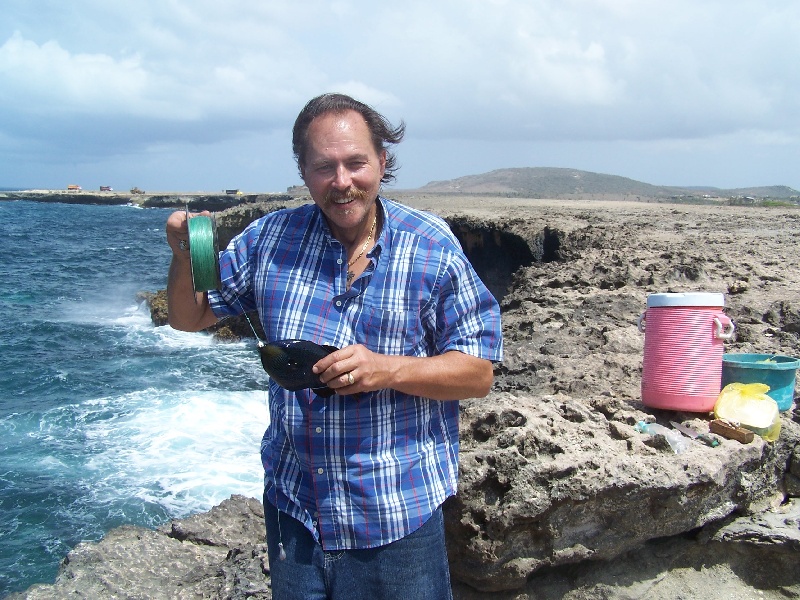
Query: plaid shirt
209 197 502 550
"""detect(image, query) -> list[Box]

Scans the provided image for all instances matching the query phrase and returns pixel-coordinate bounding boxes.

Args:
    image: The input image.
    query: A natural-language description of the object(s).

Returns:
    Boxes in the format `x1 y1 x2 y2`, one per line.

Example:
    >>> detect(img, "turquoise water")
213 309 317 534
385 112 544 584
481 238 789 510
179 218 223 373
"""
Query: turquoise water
0 201 269 596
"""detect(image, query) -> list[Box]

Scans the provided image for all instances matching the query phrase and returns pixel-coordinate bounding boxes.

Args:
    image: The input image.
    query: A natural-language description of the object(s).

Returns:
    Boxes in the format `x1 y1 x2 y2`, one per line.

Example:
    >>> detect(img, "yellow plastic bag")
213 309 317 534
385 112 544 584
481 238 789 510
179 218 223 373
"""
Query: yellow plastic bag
714 383 781 442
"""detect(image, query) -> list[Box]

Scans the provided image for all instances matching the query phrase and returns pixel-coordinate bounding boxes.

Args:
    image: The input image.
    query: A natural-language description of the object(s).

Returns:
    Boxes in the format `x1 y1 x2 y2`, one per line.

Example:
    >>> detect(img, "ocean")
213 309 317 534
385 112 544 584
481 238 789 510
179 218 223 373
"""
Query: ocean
0 200 269 596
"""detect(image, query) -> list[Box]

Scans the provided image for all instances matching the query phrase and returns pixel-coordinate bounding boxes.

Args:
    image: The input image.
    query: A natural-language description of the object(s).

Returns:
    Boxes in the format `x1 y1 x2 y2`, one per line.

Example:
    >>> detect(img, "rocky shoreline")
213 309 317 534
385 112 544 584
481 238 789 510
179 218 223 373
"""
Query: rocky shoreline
0 189 298 211
10 195 800 599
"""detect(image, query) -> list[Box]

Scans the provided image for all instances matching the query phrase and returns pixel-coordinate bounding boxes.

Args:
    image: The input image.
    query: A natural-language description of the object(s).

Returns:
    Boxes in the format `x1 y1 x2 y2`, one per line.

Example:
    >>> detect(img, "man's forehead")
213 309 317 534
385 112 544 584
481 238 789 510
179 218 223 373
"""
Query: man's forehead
306 113 375 157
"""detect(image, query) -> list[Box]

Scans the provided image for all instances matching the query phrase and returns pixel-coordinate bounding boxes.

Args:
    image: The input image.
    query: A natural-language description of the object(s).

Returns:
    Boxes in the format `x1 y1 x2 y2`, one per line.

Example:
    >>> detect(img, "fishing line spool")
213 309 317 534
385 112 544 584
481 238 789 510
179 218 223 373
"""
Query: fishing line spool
185 207 221 292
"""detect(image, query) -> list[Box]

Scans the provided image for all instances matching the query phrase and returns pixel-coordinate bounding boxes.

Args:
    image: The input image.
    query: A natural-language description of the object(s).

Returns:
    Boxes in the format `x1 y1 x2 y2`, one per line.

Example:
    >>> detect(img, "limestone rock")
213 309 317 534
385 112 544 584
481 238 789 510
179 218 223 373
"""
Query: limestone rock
48 196 800 599
447 393 799 592
10 496 271 600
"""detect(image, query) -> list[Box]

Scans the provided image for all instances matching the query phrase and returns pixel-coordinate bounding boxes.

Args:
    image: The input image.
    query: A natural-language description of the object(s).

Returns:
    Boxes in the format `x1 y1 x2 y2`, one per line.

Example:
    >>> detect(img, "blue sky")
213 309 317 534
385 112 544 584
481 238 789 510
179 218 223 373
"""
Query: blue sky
2 0 798 193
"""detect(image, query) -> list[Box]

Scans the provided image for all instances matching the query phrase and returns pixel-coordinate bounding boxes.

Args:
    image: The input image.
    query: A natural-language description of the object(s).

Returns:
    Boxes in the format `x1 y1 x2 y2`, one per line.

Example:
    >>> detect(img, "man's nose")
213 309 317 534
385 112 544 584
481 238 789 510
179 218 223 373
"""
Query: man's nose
332 165 352 189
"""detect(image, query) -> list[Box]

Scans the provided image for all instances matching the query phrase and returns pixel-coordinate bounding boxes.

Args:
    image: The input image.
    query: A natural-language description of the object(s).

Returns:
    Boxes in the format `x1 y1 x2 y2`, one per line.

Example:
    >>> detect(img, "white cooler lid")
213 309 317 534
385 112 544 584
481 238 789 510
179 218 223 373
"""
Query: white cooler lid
646 292 725 308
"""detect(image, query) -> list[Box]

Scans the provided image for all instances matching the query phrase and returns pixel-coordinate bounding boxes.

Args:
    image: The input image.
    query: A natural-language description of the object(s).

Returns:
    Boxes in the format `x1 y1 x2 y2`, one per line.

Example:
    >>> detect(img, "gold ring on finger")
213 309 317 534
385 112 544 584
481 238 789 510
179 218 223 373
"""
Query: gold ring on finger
347 372 354 385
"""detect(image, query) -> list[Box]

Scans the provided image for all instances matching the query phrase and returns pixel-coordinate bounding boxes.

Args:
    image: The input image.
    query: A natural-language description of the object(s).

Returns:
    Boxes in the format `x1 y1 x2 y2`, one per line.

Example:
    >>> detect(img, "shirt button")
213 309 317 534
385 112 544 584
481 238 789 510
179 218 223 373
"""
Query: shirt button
335 300 342 307
317 468 324 475
337 258 343 265
315 427 322 433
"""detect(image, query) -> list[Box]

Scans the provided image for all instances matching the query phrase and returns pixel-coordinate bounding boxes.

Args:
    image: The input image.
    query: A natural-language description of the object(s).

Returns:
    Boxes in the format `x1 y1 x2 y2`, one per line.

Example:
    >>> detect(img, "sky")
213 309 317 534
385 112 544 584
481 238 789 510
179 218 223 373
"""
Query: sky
1 0 799 193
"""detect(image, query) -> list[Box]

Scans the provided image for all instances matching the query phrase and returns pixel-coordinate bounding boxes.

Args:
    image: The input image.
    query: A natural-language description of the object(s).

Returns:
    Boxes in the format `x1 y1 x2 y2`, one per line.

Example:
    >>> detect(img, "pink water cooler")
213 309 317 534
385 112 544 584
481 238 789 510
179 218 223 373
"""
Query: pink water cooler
638 292 735 412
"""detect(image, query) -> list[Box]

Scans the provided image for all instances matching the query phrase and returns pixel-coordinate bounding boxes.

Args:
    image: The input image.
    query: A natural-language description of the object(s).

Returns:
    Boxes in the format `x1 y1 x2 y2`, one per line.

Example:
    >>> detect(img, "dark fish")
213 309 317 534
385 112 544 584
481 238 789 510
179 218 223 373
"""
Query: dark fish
258 339 339 397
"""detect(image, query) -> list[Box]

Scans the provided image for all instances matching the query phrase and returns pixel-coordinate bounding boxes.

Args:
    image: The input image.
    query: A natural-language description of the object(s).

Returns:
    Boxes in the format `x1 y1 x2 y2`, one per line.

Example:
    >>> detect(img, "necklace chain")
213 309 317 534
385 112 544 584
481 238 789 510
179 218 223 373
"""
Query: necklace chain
347 215 377 267
346 215 377 283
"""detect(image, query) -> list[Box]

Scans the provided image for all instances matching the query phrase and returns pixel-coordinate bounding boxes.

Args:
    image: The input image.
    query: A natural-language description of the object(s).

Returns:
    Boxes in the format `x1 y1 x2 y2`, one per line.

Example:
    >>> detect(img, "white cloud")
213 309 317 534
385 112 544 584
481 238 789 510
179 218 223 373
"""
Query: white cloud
1 0 798 190
1 33 133 106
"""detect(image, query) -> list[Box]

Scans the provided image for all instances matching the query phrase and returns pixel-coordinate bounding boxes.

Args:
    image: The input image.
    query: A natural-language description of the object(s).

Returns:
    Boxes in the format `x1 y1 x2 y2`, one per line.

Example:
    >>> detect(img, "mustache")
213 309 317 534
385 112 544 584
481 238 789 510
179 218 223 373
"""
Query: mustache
324 187 370 203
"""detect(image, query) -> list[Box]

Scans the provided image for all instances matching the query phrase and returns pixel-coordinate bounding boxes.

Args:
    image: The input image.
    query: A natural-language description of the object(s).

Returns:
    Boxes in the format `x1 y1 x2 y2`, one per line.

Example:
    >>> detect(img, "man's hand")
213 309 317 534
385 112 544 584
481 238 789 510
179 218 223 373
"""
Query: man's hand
165 210 218 332
312 345 493 401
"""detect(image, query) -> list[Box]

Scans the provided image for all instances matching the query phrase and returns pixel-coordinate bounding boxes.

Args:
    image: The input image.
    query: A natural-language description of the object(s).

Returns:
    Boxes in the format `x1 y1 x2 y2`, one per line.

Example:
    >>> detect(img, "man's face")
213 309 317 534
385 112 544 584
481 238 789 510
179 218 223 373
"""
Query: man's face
301 110 386 236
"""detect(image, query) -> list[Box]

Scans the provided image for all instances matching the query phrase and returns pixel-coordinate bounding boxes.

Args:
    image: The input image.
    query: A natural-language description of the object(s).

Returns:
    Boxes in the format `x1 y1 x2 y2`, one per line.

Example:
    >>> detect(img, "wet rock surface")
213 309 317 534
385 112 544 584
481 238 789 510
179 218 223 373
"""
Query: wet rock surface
17 197 800 599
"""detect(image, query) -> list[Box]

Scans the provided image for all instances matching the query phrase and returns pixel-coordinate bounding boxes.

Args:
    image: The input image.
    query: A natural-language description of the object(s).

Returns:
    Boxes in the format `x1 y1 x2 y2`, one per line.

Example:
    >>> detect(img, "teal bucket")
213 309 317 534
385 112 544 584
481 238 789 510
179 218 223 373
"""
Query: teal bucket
721 353 800 412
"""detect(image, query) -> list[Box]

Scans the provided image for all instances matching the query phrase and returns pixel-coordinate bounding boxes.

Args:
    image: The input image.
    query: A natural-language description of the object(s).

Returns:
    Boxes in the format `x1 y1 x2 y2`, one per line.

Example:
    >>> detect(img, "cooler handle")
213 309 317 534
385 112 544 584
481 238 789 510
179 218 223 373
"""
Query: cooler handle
713 315 735 340
637 312 734 339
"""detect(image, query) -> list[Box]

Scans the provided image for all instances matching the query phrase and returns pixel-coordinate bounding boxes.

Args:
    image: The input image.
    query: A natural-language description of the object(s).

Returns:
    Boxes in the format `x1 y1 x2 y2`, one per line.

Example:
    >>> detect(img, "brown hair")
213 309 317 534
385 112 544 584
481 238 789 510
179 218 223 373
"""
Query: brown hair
292 93 406 185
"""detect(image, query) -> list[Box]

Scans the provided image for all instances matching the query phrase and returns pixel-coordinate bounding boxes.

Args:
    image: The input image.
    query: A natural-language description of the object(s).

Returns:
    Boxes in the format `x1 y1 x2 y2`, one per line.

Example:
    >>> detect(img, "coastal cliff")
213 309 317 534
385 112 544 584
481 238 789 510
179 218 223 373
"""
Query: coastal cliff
12 196 800 599
0 189 295 211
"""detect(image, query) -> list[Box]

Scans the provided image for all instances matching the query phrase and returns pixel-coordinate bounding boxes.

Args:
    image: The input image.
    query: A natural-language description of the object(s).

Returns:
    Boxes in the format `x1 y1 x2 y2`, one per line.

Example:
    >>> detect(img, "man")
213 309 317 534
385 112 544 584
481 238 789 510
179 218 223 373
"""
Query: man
166 93 503 599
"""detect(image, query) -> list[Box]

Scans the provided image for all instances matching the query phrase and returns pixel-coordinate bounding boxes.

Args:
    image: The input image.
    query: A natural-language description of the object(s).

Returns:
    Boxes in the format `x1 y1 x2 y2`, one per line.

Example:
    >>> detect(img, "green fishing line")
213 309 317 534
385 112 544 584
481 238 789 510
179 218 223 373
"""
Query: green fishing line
187 214 221 292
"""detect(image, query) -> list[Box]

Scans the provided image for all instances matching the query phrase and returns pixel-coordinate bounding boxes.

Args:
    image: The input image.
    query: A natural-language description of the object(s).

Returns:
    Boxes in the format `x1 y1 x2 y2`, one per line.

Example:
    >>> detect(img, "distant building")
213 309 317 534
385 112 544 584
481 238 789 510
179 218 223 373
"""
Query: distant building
67 184 81 191
100 186 113 192
225 189 242 195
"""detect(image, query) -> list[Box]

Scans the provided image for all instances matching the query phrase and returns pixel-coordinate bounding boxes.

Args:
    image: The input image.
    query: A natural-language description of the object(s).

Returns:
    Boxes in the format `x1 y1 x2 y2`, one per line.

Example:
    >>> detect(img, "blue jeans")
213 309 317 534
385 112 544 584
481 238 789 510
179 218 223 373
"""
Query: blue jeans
263 492 453 600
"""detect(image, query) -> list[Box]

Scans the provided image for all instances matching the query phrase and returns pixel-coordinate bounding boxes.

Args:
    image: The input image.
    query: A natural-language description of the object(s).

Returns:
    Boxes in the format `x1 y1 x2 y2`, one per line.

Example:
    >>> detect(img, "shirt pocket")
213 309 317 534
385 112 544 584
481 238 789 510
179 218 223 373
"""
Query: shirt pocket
356 305 425 356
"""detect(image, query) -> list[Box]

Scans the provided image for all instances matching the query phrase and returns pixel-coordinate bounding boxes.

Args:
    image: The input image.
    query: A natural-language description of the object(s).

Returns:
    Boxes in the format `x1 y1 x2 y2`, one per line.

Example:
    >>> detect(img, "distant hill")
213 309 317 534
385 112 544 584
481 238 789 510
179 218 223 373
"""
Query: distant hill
413 167 800 199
